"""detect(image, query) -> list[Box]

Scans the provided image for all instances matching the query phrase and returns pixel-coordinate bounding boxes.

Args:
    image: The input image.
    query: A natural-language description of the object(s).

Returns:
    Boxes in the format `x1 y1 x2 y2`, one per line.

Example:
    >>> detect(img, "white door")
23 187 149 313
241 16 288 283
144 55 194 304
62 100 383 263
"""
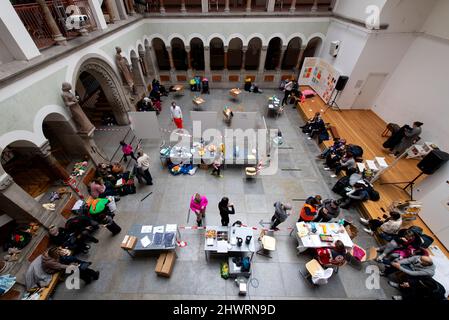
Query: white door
352 73 388 109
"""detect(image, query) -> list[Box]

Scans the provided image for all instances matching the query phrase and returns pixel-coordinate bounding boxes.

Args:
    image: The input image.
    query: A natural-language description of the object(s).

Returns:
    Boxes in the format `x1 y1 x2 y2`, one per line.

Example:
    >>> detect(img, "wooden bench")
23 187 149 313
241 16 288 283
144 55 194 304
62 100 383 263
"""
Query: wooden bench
328 126 340 140
39 273 61 300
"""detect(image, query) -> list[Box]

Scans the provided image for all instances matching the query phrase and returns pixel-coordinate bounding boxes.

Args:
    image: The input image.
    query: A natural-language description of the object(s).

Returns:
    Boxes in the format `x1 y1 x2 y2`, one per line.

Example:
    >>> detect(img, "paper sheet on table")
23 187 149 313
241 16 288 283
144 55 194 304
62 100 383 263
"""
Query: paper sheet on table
217 240 228 253
301 234 322 247
141 225 153 233
165 224 177 232
153 225 164 233
140 236 151 248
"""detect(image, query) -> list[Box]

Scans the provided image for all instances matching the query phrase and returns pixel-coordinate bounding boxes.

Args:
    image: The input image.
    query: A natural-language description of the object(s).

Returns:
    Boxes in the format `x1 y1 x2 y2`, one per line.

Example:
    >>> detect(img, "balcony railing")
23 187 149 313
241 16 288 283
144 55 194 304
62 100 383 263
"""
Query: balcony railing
14 0 97 50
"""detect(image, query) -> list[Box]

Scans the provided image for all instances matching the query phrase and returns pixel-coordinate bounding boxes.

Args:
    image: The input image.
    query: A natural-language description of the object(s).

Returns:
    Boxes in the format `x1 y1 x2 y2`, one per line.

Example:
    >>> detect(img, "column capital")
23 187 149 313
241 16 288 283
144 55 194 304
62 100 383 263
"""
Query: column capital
38 140 52 157
262 45 269 51
0 173 14 191
242 45 248 52
224 46 228 53
185 46 191 52
300 45 307 50
204 46 210 51
166 46 172 51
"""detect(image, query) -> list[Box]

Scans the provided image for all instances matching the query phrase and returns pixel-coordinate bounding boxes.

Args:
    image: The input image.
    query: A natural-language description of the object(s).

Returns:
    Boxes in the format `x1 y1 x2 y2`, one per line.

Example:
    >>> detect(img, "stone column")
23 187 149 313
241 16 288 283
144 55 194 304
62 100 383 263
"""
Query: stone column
181 0 187 13
139 49 149 77
146 44 159 80
88 0 108 30
186 46 193 78
0 173 62 228
258 45 268 74
131 55 148 96
241 46 247 71
201 0 208 13
246 0 251 12
204 46 211 76
311 0 318 12
160 0 166 14
295 45 307 73
36 0 66 45
127 0 136 15
267 0 275 12
224 46 228 70
39 141 70 181
276 45 287 71
104 0 116 23
289 0 296 13
78 132 107 166
225 0 230 12
167 46 177 83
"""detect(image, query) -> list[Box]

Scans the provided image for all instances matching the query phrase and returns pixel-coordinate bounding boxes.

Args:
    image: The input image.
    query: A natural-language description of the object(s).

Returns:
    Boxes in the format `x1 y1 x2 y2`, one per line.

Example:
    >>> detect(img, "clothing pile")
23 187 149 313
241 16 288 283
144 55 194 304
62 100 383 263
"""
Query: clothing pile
168 163 195 176
71 161 88 177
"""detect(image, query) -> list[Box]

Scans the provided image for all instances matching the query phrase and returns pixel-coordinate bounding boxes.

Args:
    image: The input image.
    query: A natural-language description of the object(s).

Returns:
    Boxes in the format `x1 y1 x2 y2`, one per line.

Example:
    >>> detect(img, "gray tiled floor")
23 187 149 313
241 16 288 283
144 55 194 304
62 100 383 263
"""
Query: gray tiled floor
53 89 392 300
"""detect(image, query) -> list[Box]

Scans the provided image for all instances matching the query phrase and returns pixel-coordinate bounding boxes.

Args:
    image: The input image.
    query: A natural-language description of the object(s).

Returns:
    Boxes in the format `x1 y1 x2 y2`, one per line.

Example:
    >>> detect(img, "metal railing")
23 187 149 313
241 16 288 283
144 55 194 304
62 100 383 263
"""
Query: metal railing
13 0 97 50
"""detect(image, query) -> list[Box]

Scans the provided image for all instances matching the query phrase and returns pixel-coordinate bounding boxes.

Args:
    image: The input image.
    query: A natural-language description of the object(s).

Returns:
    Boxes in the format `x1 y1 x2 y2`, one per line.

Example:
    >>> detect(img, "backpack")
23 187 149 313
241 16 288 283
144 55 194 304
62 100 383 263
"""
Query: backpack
365 184 380 201
420 234 434 249
89 198 109 215
241 257 251 272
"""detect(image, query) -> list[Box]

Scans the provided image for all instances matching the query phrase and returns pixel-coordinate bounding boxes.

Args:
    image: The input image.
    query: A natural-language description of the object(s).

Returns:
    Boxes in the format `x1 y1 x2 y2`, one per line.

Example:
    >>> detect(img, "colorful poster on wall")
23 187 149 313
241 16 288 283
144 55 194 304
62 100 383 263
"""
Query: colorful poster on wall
298 57 341 104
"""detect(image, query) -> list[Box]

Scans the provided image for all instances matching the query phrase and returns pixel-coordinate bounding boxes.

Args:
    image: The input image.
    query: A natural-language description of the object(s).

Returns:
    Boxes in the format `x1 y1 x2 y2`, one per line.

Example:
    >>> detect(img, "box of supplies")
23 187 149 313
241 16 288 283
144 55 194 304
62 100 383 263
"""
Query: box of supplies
120 235 137 250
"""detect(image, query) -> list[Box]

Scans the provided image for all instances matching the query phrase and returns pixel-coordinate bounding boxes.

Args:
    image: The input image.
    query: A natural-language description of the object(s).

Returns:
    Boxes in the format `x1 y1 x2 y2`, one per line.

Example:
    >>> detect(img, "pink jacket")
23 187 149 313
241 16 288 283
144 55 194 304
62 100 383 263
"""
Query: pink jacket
122 144 133 155
190 195 208 213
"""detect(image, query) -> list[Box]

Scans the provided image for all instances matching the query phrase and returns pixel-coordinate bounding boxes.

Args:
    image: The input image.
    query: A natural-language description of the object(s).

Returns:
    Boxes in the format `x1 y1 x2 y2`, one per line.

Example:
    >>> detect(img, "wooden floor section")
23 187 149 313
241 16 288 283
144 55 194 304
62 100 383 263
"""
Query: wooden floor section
297 86 449 258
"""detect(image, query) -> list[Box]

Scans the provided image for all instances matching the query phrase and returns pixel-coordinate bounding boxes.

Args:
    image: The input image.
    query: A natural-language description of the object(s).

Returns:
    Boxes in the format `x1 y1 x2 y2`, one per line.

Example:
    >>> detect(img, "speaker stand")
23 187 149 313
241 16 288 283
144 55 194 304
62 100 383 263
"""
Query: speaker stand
380 172 425 201
324 88 342 113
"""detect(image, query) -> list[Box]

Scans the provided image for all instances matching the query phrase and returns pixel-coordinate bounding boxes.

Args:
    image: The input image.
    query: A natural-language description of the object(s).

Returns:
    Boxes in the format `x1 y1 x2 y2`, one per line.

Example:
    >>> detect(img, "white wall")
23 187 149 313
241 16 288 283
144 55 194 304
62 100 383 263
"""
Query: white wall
380 0 436 33
421 0 449 40
373 35 449 249
340 32 415 109
333 0 386 23
0 36 13 65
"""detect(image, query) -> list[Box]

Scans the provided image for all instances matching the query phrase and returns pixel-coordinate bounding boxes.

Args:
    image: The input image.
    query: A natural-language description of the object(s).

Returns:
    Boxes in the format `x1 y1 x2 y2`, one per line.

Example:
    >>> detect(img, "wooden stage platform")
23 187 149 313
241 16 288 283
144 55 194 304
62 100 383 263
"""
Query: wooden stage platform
296 86 449 258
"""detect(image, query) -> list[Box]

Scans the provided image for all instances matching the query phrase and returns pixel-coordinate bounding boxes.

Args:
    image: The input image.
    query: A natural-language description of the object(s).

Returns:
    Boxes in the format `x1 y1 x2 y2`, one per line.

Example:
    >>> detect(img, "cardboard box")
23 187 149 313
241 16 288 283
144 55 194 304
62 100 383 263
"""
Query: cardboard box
155 251 176 277
121 235 137 250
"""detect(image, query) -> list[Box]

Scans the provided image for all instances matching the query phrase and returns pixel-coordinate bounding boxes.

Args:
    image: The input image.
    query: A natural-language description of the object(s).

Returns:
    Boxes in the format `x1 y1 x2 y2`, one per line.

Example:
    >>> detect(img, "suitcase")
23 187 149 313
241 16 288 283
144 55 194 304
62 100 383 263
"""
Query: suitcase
106 220 121 236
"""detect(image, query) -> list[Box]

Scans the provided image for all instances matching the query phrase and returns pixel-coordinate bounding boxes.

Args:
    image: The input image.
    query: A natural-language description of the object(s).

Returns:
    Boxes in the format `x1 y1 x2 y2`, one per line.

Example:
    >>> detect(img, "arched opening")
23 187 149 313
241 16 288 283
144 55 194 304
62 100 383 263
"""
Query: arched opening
1 140 57 198
153 38 170 71
171 38 188 71
245 38 262 70
210 38 225 71
265 37 282 70
190 38 205 71
299 37 323 70
76 58 131 127
282 37 302 70
228 38 243 70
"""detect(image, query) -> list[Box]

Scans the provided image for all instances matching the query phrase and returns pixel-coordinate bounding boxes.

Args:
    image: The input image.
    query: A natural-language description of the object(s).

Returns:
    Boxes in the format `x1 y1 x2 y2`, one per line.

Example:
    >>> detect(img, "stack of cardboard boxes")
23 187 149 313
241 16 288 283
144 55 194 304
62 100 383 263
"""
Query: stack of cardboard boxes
121 235 137 250
155 251 176 277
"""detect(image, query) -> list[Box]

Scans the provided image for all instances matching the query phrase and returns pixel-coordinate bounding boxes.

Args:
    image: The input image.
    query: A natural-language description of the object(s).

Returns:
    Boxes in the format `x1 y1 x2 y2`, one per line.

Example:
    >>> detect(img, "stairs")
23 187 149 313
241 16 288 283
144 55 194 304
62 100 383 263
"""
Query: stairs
81 89 115 126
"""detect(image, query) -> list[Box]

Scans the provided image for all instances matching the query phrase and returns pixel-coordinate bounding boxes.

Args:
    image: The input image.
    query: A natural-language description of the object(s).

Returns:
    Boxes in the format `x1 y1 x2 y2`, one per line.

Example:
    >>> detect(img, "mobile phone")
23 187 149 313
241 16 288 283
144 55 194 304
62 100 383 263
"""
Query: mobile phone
380 207 386 213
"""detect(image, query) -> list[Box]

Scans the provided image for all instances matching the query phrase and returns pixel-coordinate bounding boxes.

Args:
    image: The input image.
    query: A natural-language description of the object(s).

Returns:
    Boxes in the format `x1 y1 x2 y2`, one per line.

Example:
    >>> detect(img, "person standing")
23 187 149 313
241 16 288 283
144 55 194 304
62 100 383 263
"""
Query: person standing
171 101 183 129
211 155 223 178
218 197 235 227
392 122 423 156
190 193 208 227
282 79 294 106
120 141 137 162
270 201 292 231
136 151 153 185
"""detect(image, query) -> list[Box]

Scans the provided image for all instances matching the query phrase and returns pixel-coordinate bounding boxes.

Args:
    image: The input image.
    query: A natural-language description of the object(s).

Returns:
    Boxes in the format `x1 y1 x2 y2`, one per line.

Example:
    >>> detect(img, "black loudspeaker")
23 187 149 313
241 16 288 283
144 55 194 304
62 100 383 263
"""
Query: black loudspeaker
417 149 449 175
335 76 349 91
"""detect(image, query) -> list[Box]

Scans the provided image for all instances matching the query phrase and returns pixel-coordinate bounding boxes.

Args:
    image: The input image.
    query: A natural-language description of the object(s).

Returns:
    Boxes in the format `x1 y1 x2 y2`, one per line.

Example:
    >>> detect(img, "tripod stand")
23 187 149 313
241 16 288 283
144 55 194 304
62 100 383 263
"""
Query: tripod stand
380 171 425 201
324 87 342 113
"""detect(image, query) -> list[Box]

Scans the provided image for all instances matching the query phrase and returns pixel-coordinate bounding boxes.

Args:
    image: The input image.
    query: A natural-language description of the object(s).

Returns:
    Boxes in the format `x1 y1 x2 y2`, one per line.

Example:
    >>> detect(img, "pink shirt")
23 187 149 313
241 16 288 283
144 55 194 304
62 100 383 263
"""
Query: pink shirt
190 195 208 213
90 182 106 198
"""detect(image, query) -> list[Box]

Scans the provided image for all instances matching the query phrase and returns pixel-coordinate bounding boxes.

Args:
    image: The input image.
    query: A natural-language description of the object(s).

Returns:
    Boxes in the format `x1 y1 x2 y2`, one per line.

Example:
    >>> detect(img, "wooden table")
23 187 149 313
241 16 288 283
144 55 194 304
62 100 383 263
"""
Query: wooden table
229 88 242 100
173 85 185 96
192 96 206 110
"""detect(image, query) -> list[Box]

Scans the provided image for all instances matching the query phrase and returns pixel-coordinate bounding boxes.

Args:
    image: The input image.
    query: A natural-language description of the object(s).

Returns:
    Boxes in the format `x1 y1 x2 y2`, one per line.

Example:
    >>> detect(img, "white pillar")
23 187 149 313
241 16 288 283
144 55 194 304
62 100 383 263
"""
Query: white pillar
246 0 252 13
258 45 268 74
113 0 128 20
0 1 41 60
225 0 230 12
181 0 187 13
311 0 318 12
289 0 296 13
201 0 209 13
267 0 275 12
204 46 211 76
88 0 108 30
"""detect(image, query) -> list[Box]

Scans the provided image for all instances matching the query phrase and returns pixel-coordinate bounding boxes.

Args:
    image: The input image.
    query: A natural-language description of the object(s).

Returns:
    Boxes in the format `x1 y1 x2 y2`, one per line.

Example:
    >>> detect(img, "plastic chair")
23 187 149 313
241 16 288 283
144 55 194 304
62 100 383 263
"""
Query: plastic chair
300 259 334 286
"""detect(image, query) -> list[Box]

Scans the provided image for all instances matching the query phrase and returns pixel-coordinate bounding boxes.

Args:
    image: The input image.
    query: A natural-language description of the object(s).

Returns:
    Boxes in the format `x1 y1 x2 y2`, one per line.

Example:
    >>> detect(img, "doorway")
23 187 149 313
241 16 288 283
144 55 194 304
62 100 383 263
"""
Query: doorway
352 73 388 109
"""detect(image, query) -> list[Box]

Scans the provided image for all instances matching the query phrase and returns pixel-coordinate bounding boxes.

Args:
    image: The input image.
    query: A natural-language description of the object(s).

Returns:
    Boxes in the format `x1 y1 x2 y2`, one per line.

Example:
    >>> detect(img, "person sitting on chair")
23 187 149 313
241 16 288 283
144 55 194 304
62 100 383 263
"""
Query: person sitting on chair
314 199 340 223
316 240 348 268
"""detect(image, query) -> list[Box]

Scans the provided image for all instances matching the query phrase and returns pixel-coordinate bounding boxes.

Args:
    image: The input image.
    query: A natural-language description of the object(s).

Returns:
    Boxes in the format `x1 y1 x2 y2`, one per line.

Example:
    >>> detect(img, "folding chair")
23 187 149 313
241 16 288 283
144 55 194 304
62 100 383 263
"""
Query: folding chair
256 230 276 258
299 259 334 286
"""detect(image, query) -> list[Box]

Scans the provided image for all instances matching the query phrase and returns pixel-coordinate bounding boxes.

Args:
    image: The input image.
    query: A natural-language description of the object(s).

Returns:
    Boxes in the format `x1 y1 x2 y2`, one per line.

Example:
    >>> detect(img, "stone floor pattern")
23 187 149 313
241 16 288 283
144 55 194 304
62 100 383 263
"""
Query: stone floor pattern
54 89 398 300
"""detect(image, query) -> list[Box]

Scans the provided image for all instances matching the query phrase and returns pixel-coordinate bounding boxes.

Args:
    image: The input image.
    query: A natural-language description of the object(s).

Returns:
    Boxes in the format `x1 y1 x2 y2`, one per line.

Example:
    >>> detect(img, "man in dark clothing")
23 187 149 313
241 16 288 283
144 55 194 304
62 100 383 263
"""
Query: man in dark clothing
314 199 341 222
270 202 292 230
